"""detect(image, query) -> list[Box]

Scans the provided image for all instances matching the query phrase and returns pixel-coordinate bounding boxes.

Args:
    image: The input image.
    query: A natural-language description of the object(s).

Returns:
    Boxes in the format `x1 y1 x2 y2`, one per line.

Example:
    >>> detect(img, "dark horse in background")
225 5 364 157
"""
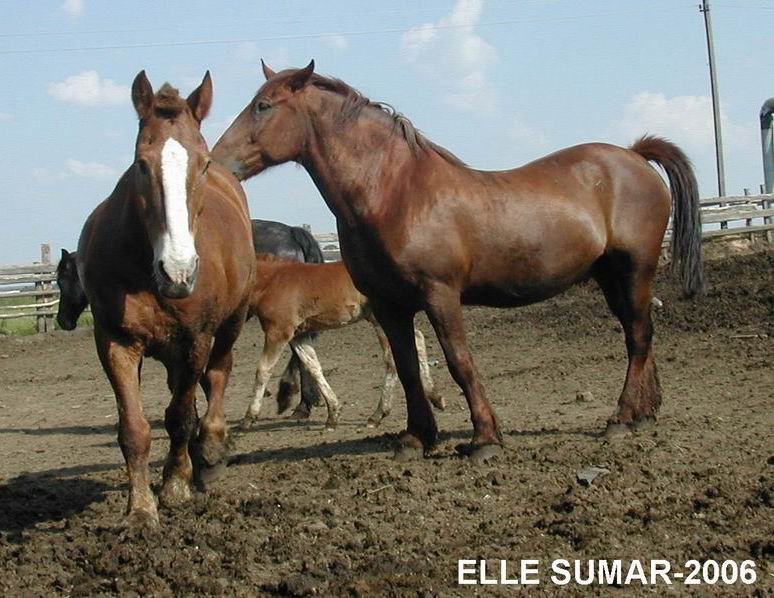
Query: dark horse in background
57 219 326 418
212 61 704 462
78 71 255 526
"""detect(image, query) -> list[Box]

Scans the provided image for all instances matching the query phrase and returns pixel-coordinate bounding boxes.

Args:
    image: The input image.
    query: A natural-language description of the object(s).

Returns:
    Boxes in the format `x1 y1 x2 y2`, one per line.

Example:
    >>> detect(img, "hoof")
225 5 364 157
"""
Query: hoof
634 416 657 432
604 421 633 440
456 443 503 464
394 444 423 462
122 507 159 530
366 416 382 429
429 393 446 411
324 418 338 431
240 414 258 431
393 431 427 461
159 477 192 508
194 460 227 491
288 406 311 421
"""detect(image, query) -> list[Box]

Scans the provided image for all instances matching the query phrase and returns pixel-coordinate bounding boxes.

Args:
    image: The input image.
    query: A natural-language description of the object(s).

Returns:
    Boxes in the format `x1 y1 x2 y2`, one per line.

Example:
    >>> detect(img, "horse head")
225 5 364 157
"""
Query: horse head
131 70 214 299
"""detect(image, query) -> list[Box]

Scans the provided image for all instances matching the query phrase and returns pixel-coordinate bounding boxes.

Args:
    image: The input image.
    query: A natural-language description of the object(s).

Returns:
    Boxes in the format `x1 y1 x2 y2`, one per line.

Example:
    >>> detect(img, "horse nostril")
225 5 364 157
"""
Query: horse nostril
157 260 173 283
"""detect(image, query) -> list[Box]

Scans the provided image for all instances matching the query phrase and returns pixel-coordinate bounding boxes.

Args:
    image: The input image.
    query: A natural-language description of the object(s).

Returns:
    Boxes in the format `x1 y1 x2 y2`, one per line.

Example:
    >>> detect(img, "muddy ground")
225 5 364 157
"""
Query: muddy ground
0 248 771 595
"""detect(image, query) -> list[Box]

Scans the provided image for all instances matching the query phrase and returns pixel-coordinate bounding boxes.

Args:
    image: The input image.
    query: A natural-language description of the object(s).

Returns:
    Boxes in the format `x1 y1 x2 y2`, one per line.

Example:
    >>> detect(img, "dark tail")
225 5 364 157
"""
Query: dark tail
630 135 705 297
290 226 325 264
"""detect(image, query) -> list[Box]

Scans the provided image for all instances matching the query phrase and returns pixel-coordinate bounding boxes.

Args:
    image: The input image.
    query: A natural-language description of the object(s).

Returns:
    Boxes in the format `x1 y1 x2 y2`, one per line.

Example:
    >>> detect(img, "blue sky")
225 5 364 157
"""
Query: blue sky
0 0 771 264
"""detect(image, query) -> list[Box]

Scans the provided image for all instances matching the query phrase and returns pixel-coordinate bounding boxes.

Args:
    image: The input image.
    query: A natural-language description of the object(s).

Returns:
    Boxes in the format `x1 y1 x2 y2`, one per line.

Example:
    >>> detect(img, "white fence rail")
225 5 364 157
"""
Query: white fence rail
2 194 772 333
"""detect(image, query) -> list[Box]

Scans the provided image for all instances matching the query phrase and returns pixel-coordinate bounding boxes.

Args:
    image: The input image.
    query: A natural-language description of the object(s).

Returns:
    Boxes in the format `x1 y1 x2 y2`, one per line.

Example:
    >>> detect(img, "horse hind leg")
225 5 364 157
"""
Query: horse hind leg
594 254 662 438
290 338 341 430
367 322 401 427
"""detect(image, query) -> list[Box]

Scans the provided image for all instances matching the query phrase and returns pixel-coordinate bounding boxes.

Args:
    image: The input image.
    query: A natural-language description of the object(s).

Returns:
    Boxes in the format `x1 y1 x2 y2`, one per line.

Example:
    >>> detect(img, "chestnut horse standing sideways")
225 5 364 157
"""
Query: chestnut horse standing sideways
79 72 255 525
212 61 704 462
242 255 444 430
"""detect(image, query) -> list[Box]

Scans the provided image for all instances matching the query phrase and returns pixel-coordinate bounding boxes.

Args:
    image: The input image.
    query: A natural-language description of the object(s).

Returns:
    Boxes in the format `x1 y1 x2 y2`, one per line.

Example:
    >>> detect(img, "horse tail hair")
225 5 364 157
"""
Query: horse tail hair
290 226 325 264
629 135 705 297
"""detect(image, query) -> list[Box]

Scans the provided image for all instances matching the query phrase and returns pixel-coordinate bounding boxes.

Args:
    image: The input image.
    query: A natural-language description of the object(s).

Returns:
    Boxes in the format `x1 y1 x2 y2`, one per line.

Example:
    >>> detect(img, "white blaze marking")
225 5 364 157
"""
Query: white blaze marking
158 137 197 284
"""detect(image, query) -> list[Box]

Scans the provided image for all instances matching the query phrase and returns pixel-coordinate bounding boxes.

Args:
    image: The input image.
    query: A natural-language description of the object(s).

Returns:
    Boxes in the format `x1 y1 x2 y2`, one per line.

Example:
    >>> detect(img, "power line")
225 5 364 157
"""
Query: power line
0 7 690 56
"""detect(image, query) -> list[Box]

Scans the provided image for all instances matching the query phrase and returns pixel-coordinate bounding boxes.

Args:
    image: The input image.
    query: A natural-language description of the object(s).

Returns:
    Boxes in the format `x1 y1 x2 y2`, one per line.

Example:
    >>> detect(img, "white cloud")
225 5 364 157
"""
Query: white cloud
67 159 116 179
48 71 129 107
320 34 349 51
401 0 498 113
612 92 752 154
62 0 84 18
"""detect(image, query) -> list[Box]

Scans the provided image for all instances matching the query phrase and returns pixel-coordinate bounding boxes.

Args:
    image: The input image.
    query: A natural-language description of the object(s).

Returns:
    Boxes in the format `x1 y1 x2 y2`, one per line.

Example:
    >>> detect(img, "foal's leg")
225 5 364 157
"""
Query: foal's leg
193 312 244 489
289 338 341 429
370 302 438 458
414 329 445 411
160 339 208 508
94 328 155 526
367 326 445 427
366 322 401 427
424 286 503 460
241 327 290 429
595 259 661 437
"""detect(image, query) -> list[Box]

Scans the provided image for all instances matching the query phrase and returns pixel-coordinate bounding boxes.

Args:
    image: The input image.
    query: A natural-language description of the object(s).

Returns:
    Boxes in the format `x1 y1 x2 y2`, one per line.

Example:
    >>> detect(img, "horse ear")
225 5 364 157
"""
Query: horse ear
288 60 315 92
187 71 213 123
61 248 69 260
131 70 154 119
261 59 276 81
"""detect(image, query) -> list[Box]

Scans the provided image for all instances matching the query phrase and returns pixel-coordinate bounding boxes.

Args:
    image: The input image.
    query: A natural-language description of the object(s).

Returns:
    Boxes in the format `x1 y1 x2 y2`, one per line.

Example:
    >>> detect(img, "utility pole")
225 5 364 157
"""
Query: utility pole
700 0 726 197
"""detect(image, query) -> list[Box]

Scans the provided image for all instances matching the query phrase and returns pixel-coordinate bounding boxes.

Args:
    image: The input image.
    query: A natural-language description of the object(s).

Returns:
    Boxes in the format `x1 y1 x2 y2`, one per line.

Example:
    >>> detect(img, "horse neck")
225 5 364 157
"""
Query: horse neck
300 107 418 226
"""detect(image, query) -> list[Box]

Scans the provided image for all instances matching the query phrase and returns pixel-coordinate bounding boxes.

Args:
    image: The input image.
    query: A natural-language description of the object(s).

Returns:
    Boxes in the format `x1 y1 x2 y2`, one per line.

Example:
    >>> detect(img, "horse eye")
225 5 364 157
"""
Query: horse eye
256 100 271 113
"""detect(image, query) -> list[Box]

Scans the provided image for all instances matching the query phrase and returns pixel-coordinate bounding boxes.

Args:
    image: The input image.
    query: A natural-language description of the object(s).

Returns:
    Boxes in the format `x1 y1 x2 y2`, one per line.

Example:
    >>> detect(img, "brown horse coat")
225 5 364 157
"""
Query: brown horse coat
212 62 703 461
242 255 443 429
80 72 255 525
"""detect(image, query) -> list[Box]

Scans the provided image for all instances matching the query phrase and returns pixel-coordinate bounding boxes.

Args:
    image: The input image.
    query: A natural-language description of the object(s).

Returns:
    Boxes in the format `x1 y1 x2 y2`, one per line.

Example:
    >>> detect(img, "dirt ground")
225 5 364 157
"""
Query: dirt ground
0 248 771 595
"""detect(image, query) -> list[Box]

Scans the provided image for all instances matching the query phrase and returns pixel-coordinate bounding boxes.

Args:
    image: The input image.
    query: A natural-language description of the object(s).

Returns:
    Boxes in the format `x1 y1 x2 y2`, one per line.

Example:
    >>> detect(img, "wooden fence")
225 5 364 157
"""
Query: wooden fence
1 192 772 333
0 244 58 332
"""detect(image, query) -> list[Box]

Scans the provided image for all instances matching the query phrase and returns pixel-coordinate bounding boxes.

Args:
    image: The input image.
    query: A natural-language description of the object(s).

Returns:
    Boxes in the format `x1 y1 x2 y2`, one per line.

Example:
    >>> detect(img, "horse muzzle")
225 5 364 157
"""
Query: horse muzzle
155 256 200 299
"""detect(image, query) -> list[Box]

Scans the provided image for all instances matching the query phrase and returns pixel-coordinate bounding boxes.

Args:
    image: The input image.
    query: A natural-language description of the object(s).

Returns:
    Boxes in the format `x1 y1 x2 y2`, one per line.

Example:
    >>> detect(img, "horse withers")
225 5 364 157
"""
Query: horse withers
212 61 704 463
79 71 255 526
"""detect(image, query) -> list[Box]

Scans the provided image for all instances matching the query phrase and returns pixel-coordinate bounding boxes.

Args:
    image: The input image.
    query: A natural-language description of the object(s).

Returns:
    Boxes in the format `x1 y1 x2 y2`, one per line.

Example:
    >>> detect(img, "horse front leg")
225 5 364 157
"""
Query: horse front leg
241 327 289 430
193 312 244 489
370 302 438 459
159 347 207 508
425 286 503 462
94 327 156 527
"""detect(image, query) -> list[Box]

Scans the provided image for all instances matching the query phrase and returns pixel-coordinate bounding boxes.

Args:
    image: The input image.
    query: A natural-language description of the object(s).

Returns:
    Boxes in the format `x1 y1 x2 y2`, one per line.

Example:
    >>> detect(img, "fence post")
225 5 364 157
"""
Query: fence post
763 184 773 244
37 243 52 333
743 188 754 242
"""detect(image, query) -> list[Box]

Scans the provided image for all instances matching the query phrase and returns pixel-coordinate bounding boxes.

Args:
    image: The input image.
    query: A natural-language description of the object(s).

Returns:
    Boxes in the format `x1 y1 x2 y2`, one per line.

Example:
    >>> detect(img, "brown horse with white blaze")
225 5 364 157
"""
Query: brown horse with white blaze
79 71 255 525
212 61 704 462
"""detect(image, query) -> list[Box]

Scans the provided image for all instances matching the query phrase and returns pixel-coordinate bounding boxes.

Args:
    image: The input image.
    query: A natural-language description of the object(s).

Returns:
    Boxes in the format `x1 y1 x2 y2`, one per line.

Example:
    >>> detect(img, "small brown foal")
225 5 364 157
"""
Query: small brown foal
242 255 444 429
